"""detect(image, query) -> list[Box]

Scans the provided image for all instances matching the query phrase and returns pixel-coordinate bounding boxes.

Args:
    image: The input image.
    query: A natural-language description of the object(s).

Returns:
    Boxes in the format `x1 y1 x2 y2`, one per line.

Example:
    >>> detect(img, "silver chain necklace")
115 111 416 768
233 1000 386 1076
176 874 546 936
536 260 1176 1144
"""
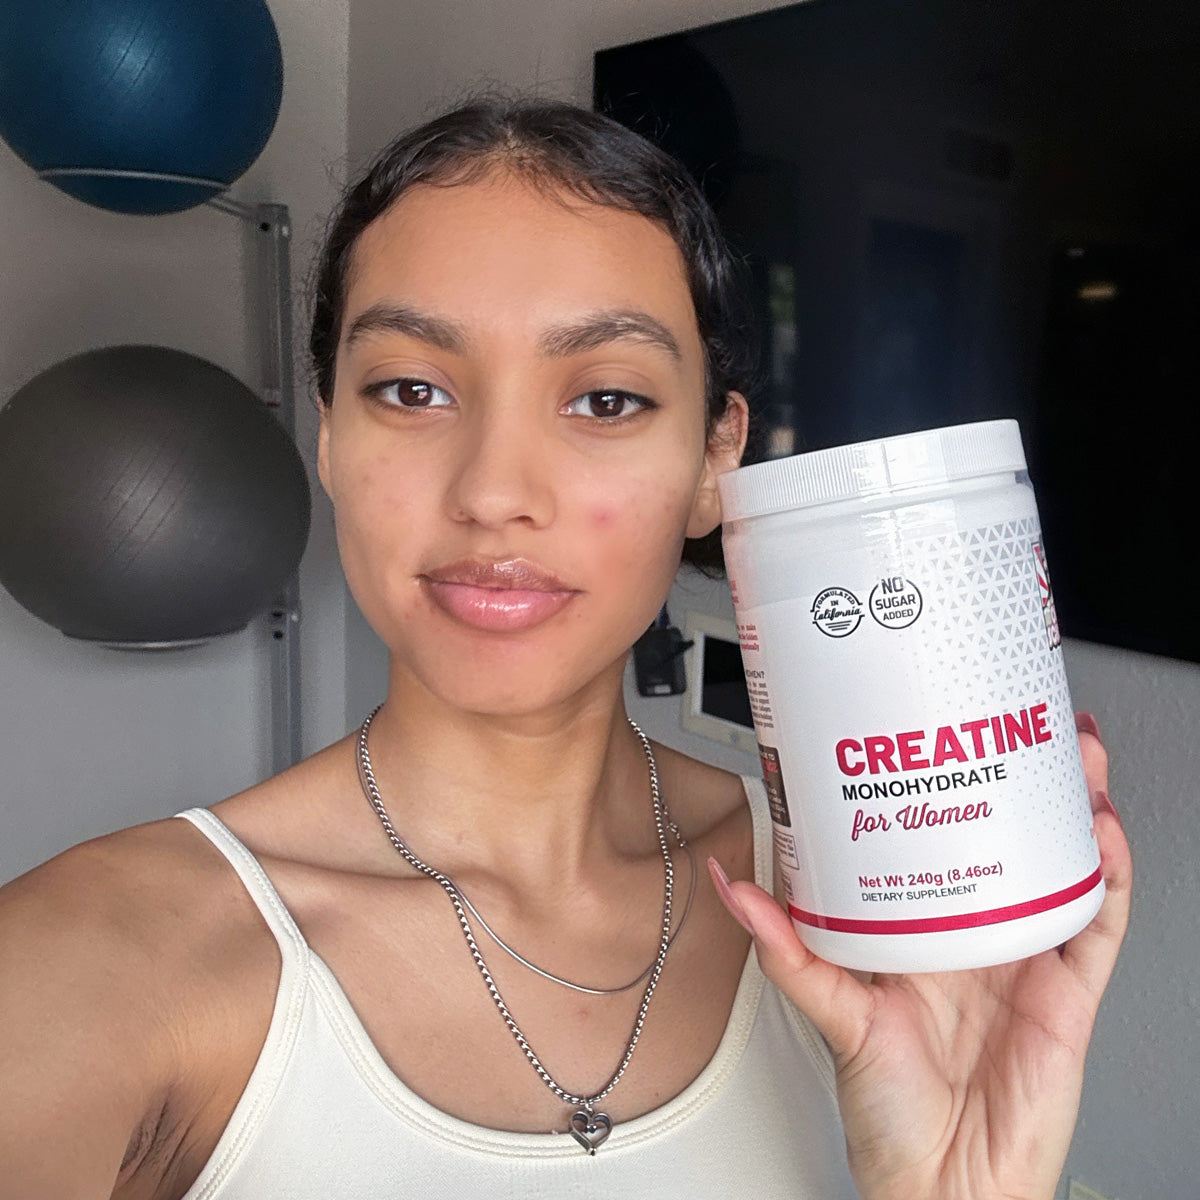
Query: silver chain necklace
355 707 674 1154
454 839 695 996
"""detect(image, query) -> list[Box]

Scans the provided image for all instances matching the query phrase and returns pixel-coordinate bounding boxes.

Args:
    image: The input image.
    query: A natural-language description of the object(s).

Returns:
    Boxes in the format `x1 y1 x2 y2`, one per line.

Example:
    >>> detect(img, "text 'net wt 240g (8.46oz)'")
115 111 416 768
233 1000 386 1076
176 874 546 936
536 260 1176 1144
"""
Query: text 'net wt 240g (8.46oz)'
719 420 1102 973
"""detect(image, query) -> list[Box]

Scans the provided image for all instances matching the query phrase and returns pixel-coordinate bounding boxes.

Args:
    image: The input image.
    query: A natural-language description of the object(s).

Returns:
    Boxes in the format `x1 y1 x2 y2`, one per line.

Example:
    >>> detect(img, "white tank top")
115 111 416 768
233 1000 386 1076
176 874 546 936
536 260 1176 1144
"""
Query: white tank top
174 778 858 1199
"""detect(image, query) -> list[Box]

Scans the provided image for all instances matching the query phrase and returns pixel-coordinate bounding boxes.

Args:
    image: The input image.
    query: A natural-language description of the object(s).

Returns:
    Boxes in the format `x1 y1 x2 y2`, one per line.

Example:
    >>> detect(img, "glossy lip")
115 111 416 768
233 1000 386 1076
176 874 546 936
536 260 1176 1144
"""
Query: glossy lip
422 557 575 591
420 557 581 632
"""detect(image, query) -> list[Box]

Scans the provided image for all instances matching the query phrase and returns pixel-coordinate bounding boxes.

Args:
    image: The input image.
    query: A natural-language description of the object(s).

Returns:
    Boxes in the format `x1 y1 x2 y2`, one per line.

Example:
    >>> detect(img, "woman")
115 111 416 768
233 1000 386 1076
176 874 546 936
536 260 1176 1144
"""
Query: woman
0 100 1130 1199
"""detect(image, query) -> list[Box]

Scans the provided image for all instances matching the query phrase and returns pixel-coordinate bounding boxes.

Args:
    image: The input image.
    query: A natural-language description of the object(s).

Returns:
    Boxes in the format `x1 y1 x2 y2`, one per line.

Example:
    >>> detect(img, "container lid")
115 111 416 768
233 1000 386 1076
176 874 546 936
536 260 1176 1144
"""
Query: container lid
718 419 1027 521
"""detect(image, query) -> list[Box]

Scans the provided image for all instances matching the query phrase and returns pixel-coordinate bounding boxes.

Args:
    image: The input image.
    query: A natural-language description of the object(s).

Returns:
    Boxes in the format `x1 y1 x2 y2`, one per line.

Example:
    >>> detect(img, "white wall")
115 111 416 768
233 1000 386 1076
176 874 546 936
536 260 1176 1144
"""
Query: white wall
348 0 799 170
343 3 1200 1198
0 0 352 882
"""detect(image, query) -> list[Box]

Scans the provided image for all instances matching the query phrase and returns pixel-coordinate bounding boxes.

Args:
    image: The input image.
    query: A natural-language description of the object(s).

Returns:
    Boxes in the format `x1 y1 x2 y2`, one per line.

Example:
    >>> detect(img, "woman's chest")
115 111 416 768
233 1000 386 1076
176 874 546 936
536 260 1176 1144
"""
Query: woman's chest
158 784 760 1193
290 863 754 1133
176 962 851 1200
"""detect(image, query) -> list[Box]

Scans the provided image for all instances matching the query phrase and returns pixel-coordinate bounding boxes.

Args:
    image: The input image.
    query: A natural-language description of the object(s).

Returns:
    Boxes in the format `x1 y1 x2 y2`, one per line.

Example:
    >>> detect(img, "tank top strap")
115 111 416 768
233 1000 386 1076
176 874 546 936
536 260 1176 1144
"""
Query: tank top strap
740 774 773 890
175 807 310 965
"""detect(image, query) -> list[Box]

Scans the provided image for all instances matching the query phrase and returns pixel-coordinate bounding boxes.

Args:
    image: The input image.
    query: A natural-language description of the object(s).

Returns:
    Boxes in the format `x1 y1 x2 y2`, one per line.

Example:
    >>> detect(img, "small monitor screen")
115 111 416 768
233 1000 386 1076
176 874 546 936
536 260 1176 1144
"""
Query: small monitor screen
700 635 754 729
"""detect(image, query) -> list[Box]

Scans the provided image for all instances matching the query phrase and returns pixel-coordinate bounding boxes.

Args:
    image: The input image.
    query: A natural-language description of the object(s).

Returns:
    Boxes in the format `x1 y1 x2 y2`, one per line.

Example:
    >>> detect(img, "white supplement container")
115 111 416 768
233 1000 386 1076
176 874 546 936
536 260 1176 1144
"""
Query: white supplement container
719 420 1103 973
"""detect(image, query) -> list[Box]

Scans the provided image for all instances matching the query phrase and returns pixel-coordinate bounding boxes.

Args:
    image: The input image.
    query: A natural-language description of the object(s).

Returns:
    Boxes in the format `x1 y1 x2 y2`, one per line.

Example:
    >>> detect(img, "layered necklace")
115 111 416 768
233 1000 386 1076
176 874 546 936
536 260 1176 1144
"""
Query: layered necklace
354 707 688 1153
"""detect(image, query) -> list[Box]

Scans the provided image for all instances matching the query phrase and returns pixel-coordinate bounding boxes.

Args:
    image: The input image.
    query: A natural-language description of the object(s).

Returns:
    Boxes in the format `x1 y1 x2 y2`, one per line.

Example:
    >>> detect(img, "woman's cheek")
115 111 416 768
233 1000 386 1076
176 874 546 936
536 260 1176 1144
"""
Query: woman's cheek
588 478 692 574
588 503 617 529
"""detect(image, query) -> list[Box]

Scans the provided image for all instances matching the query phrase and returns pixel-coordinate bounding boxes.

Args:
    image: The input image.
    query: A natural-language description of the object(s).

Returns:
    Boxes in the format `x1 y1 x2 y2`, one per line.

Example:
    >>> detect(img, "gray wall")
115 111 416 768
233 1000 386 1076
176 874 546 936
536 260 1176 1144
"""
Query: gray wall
344 3 1199 1198
0 0 352 882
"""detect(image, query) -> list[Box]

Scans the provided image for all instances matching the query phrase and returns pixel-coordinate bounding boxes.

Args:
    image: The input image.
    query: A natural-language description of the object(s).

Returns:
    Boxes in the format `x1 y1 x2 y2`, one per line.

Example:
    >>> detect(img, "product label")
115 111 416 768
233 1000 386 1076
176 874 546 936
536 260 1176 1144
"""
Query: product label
734 517 1100 936
758 744 790 826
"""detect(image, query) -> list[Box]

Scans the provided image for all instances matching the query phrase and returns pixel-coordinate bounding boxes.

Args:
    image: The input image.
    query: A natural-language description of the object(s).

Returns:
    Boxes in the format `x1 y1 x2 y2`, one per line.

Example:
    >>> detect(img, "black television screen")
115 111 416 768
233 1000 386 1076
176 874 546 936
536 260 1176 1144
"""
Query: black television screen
596 0 1199 662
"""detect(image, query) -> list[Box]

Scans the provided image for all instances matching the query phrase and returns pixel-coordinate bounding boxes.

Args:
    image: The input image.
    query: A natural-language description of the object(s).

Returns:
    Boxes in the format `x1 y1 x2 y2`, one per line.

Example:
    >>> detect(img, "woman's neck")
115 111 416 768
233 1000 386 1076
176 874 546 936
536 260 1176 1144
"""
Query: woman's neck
358 661 659 891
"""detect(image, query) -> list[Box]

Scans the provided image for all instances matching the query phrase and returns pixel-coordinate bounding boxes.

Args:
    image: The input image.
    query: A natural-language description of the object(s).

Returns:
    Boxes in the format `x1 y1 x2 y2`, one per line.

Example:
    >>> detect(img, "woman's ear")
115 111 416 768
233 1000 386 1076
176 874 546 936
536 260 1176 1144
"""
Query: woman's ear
686 392 750 538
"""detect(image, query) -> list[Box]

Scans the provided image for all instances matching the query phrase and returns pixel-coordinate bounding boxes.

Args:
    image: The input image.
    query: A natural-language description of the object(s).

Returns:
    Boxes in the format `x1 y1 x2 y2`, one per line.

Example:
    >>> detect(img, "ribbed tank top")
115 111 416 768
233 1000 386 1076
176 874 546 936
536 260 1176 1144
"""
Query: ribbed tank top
173 778 857 1199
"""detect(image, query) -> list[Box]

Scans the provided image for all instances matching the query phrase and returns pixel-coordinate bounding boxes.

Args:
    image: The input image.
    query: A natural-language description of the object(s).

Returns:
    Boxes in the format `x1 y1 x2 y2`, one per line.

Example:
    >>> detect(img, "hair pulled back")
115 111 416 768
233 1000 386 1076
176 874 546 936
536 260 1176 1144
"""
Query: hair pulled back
309 97 758 571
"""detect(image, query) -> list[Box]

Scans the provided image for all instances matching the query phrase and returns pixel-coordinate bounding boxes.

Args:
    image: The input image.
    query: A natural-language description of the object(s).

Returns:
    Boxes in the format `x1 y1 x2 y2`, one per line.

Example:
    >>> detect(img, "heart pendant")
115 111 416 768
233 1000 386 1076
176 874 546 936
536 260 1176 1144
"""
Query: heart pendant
568 1108 612 1154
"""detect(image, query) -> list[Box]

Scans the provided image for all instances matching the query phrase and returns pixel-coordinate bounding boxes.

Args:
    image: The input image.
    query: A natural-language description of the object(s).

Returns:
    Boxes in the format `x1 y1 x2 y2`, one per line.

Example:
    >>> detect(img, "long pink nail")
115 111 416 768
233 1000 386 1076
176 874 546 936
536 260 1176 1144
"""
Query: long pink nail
1075 711 1103 742
707 857 755 936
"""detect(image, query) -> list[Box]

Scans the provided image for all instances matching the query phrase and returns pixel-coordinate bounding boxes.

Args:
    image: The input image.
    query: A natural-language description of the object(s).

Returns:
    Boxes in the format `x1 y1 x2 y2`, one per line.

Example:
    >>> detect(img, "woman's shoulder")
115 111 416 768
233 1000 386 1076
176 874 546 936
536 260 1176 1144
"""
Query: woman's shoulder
0 808 283 1067
1 807 274 960
650 740 759 881
651 739 756 817
0 811 282 1194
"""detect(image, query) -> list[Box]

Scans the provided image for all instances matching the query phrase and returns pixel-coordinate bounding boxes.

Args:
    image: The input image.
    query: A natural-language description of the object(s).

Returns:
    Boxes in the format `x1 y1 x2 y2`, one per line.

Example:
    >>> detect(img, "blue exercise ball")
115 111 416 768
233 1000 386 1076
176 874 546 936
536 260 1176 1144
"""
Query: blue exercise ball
0 346 310 645
0 0 283 214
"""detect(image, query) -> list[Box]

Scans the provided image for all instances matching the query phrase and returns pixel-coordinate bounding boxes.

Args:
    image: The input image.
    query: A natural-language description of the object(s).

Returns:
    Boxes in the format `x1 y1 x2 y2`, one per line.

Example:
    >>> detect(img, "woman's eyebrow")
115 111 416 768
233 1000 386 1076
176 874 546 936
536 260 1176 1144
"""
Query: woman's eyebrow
343 302 471 353
538 310 682 362
342 303 682 363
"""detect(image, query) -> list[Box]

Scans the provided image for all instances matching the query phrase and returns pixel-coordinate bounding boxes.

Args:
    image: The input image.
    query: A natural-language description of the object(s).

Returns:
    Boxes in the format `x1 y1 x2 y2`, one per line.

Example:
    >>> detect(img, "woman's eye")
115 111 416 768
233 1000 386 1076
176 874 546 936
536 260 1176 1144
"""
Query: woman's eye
564 389 653 421
364 378 454 409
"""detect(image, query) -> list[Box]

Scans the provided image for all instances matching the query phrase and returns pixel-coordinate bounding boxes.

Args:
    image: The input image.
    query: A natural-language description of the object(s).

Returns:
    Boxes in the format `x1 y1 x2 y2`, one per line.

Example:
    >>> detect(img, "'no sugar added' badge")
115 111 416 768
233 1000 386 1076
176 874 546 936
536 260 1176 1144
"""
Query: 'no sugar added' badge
869 576 923 629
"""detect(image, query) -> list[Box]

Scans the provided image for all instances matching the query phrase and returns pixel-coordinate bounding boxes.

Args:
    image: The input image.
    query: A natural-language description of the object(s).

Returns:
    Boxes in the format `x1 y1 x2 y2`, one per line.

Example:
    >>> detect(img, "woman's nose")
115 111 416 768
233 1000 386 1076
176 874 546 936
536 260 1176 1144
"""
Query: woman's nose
444 406 557 530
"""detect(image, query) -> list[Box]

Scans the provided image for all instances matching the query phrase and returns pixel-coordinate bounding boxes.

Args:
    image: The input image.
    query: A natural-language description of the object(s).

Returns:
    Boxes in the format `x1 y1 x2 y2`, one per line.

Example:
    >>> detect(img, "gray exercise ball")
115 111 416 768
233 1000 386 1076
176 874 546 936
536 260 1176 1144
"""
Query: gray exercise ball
0 345 310 645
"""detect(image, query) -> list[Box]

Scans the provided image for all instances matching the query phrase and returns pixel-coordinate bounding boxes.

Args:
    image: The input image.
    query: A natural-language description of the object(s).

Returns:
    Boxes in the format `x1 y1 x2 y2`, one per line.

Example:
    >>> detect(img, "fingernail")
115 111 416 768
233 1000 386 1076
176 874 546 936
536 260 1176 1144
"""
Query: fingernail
707 856 755 936
1075 711 1103 741
1095 789 1122 828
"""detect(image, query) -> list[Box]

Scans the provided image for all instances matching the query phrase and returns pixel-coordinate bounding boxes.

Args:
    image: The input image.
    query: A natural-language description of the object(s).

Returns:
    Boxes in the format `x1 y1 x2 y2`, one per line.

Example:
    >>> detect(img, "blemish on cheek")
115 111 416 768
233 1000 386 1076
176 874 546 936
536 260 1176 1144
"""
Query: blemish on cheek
590 504 616 528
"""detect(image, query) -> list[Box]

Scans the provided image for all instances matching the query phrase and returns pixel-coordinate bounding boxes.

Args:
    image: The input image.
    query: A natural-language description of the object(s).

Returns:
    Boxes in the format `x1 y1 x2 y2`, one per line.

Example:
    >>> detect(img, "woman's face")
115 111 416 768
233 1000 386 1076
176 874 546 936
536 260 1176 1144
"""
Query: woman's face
319 169 746 717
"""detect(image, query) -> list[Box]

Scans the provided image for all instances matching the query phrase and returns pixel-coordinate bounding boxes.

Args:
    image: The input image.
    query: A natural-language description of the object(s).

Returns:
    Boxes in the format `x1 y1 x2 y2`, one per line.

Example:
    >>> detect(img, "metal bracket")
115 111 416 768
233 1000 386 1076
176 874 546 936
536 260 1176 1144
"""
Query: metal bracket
207 196 303 773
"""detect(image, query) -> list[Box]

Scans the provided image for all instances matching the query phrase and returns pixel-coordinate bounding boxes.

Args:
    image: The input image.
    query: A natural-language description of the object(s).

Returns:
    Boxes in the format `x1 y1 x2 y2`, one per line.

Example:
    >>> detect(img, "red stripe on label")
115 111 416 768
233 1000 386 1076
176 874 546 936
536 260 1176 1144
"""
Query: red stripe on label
789 868 1104 935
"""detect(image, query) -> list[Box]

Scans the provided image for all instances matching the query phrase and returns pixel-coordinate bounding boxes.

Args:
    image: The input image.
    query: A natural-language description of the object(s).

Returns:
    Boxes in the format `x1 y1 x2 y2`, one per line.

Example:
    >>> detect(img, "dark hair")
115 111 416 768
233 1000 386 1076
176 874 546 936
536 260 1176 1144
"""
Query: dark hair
309 97 758 571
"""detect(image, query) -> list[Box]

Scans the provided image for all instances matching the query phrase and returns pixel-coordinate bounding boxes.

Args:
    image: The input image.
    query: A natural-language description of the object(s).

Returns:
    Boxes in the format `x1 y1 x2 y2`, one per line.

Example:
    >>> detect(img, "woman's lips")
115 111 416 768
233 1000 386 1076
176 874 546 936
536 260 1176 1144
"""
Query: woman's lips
420 559 580 632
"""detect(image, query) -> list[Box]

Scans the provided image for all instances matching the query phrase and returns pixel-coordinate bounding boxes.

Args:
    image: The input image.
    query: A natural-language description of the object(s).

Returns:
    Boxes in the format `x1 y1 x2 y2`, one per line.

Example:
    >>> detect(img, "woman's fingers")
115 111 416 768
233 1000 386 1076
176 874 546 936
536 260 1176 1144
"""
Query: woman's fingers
1059 796 1132 1001
1075 712 1109 800
709 857 875 1057
1062 711 1128 993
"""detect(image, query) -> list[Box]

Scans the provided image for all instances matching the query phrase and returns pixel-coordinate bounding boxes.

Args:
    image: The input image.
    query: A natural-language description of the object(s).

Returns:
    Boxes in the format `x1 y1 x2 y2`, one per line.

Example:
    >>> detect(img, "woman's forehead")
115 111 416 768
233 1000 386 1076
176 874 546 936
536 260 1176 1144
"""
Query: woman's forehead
341 171 700 348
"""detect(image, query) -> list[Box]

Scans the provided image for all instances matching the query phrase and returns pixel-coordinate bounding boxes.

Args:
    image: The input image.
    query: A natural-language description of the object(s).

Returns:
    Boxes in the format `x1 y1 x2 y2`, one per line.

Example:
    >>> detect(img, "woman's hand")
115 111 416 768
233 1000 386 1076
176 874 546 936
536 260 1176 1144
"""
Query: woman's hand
709 714 1131 1200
